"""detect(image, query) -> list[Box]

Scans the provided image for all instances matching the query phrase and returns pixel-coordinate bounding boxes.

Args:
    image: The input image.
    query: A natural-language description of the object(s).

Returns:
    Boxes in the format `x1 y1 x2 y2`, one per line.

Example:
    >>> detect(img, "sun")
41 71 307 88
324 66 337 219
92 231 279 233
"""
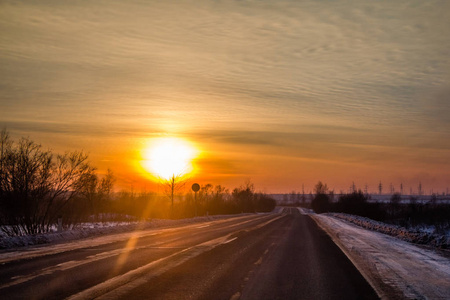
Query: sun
141 137 198 180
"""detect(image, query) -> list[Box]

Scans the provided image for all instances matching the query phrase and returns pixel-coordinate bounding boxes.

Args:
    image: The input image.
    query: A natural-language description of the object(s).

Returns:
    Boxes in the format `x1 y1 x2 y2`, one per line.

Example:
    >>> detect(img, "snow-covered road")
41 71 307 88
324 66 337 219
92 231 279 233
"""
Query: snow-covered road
311 212 450 299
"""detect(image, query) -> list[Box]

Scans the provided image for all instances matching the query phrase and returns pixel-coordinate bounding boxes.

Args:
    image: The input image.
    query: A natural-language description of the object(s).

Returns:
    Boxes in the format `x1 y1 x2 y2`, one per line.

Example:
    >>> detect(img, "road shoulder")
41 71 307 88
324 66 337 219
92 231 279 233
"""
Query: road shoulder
311 213 450 300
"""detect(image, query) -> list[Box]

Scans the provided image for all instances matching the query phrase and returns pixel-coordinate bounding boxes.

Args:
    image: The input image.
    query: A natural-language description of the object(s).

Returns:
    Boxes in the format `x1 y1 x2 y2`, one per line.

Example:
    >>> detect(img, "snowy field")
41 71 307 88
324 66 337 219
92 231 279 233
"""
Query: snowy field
308 210 450 299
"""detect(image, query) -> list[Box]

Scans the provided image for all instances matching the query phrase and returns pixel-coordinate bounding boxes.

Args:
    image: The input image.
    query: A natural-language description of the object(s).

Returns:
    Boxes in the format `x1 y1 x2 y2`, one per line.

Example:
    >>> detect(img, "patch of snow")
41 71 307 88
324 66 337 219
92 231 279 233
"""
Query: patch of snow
0 215 239 250
327 213 450 249
0 214 262 264
312 213 450 299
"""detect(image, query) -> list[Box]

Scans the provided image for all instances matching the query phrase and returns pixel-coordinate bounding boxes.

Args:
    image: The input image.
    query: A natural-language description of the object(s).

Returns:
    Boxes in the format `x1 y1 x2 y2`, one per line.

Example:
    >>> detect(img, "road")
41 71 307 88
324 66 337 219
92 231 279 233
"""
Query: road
0 208 378 299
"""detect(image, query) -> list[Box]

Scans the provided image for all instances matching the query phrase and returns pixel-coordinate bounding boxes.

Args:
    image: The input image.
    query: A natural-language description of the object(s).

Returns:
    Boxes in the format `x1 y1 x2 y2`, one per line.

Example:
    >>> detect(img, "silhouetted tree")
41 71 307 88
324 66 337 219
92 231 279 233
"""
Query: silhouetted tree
337 190 368 215
0 130 92 235
198 183 213 215
314 181 328 194
77 168 115 220
232 181 255 213
311 181 330 213
210 185 229 214
254 193 276 212
162 174 186 217
390 193 401 205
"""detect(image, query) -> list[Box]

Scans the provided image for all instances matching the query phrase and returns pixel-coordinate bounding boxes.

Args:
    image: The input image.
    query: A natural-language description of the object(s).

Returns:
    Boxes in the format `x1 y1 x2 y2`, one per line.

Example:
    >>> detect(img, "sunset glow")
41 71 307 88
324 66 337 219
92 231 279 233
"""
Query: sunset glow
1 1 450 193
141 138 198 180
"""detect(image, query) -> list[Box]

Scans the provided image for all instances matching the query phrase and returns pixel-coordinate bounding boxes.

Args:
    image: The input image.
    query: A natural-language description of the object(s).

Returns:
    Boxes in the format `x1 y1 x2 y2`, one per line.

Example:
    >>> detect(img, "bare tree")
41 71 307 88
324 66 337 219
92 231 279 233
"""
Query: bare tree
77 168 98 217
232 181 255 213
0 131 92 235
77 168 115 220
199 183 213 214
210 185 229 214
311 181 330 213
162 173 187 217
314 181 329 195
99 169 115 197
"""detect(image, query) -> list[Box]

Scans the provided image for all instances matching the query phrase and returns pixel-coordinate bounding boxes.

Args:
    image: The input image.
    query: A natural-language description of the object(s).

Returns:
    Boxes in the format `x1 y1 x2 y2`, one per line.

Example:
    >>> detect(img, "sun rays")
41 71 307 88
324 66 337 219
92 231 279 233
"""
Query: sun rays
141 137 198 181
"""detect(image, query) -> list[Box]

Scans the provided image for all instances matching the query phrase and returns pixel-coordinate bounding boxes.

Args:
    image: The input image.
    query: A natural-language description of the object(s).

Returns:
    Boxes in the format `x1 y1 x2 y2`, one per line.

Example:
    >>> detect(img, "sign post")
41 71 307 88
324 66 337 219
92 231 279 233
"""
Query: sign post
192 183 200 217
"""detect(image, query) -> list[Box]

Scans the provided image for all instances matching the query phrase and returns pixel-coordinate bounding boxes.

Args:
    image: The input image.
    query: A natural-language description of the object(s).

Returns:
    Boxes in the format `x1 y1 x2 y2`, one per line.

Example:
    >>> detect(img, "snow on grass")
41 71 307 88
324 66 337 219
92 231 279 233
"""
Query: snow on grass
328 213 450 249
312 213 450 299
0 214 259 265
0 215 237 250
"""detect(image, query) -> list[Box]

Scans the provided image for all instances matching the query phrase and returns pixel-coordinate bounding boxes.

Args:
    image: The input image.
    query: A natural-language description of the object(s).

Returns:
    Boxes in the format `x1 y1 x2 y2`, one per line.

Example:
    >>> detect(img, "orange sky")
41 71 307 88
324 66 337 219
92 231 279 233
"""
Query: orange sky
1 1 450 194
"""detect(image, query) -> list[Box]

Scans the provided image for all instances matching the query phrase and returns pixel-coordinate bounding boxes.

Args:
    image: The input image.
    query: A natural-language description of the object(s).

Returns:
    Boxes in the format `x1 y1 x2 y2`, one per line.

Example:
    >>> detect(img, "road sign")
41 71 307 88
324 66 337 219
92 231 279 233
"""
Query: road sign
192 183 200 192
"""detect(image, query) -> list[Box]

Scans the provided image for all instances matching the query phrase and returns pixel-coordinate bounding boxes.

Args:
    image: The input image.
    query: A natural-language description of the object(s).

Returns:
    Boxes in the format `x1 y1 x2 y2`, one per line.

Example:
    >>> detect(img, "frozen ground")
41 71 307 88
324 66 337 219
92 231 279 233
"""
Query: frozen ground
308 209 450 299
327 213 450 249
0 215 234 250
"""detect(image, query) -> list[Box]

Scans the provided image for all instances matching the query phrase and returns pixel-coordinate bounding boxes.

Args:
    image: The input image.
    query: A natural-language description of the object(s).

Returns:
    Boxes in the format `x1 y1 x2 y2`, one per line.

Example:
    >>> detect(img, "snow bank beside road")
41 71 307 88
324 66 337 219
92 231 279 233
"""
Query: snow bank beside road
312 214 450 299
328 213 450 249
0 215 233 250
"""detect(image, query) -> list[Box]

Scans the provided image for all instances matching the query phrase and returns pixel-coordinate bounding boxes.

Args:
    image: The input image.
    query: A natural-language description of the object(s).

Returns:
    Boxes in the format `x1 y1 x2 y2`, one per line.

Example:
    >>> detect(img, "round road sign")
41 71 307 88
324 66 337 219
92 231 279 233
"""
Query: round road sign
192 183 200 192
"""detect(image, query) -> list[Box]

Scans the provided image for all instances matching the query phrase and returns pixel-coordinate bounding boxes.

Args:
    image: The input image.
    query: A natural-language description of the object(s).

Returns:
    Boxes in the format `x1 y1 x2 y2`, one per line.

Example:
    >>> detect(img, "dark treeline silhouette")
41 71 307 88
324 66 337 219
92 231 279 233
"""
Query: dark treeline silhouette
309 181 450 232
108 182 276 220
0 130 276 236
0 130 115 236
310 181 331 213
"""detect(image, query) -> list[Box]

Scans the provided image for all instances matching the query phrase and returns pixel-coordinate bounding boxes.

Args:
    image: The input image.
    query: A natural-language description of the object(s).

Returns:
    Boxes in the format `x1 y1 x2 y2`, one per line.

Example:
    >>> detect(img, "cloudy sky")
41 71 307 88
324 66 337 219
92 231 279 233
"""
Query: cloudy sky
1 0 450 193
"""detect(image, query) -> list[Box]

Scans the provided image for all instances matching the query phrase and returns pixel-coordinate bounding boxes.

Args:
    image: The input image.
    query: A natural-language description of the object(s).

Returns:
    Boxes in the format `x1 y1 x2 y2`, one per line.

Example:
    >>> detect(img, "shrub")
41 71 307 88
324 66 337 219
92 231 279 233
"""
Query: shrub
311 194 330 213
311 181 330 213
336 191 368 216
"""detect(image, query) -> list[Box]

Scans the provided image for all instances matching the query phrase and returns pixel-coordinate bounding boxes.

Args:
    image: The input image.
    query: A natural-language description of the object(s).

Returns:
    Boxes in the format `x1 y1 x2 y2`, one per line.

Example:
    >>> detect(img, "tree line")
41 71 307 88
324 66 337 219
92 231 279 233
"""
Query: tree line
0 130 115 236
109 182 276 220
0 131 276 236
309 181 450 232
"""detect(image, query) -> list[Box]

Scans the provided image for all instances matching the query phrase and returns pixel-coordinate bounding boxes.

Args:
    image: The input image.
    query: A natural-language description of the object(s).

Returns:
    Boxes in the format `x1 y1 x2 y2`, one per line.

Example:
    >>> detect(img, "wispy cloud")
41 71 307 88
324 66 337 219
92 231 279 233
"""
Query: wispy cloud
1 0 449 191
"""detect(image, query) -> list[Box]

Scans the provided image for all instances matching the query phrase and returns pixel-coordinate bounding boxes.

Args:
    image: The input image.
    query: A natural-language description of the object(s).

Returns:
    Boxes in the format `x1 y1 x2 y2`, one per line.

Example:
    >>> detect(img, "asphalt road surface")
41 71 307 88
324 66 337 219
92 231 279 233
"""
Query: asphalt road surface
0 208 378 299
